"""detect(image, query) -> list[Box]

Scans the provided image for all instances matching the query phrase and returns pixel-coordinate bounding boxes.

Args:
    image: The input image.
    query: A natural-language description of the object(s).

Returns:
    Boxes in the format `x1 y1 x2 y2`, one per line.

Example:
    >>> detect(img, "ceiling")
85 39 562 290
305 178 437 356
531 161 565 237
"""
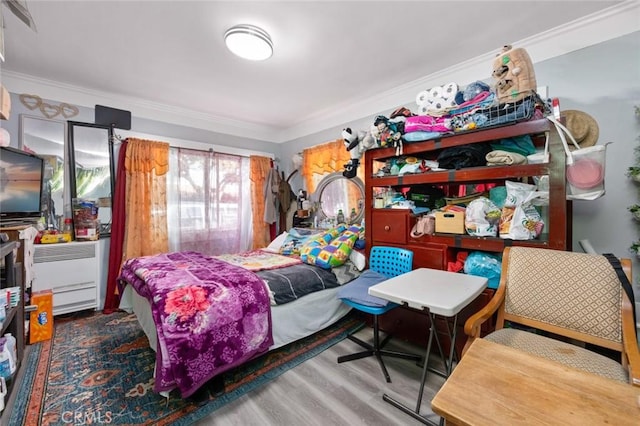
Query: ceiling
1 1 632 143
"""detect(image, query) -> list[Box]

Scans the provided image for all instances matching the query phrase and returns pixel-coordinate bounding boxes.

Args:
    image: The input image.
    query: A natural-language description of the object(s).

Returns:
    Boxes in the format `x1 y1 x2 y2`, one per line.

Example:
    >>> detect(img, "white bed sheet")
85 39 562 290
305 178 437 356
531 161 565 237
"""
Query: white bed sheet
119 283 352 352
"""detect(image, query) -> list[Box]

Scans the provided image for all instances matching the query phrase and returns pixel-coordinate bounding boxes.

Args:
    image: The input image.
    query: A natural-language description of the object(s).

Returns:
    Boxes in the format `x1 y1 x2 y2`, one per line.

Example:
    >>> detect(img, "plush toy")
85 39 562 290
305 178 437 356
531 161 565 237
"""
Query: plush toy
372 115 403 156
342 127 377 178
342 114 407 178
492 45 537 103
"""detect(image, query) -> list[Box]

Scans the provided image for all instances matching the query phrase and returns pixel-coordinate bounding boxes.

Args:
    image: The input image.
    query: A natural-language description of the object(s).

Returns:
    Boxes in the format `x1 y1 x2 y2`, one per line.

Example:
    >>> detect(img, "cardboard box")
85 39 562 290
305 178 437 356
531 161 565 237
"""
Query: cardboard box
435 210 465 234
30 290 53 344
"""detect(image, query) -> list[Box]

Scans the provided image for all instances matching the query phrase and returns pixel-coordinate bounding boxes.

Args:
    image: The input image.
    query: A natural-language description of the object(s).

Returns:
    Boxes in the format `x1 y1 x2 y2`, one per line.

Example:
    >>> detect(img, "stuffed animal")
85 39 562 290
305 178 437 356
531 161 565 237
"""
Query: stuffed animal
342 127 377 178
342 113 407 178
372 115 403 156
492 45 537 103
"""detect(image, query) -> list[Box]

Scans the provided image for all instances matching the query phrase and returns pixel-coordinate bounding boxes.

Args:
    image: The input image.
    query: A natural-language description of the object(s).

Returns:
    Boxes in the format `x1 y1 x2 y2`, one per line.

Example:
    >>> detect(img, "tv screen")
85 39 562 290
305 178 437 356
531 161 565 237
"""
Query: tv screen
0 146 44 222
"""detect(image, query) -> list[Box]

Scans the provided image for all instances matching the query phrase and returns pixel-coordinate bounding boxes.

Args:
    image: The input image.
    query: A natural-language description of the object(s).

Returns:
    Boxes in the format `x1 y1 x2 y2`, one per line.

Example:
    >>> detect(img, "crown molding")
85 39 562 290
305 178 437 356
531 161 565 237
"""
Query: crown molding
278 1 640 142
3 1 638 144
1 71 279 142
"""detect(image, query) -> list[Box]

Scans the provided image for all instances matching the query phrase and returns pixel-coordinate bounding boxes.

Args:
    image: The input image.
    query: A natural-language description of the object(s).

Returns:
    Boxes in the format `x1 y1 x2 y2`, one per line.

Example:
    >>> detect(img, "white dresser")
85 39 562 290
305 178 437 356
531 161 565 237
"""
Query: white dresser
32 241 101 315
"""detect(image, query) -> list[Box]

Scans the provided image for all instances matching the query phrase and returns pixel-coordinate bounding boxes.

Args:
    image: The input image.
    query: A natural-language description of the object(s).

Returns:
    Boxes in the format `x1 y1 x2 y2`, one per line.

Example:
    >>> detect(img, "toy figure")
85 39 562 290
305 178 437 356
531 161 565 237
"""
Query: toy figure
342 113 406 178
372 115 403 155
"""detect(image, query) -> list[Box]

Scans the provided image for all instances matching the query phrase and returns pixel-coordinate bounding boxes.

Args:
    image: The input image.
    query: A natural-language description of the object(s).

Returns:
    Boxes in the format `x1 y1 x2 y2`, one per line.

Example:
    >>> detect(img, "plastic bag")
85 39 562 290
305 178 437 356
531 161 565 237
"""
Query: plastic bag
464 197 501 237
547 115 608 201
499 181 546 240
566 144 608 200
464 251 502 289
410 214 435 238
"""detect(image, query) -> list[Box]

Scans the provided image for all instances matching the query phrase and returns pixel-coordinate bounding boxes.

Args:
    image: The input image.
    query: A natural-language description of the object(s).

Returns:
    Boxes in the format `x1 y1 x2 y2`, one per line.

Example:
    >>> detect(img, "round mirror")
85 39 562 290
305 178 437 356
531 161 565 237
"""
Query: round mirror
313 172 365 224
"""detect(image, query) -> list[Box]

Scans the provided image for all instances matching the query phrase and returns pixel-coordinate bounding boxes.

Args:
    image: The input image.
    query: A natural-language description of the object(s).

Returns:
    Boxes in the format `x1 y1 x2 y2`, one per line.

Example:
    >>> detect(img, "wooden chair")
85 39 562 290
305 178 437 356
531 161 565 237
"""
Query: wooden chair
464 246 640 386
337 246 422 382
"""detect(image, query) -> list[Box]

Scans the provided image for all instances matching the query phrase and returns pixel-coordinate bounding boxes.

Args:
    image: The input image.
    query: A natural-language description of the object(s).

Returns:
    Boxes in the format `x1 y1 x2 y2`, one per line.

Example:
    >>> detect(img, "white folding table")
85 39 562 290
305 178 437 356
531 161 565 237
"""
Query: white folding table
369 268 488 425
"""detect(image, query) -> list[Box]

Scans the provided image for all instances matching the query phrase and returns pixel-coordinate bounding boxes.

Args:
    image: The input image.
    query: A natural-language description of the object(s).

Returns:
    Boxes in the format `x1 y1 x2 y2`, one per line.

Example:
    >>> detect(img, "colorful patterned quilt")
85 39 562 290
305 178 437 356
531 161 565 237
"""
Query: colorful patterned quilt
215 249 302 271
119 251 273 398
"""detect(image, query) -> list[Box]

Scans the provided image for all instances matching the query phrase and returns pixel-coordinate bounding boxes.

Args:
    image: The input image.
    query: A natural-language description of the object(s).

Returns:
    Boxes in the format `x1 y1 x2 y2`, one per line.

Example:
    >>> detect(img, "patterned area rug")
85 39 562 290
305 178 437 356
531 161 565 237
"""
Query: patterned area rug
11 310 363 425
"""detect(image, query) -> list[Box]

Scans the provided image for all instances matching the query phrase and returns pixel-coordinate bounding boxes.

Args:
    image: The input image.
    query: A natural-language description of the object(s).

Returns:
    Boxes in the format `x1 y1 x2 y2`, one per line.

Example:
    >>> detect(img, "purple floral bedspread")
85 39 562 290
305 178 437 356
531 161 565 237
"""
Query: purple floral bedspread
119 251 273 398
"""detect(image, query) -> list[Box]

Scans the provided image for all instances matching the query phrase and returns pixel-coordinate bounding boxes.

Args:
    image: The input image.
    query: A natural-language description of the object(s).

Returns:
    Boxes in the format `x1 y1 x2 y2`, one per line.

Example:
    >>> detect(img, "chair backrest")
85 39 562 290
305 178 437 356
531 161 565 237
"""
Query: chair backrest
498 246 628 352
369 246 413 278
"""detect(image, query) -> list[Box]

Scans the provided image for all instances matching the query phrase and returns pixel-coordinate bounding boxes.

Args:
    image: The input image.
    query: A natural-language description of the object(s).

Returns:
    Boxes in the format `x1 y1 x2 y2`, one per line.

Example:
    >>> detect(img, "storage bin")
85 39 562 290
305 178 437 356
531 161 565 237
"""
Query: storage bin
435 211 465 234
566 144 607 201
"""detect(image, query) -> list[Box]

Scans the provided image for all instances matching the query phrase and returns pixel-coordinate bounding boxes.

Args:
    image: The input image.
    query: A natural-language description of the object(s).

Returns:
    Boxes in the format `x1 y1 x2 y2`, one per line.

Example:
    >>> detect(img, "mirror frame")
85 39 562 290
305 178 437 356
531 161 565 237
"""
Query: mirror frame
67 121 116 237
312 172 365 225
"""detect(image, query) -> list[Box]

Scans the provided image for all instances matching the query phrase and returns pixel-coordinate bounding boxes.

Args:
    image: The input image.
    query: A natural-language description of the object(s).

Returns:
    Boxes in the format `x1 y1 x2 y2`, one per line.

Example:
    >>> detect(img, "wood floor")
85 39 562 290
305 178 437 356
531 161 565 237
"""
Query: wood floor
195 328 447 425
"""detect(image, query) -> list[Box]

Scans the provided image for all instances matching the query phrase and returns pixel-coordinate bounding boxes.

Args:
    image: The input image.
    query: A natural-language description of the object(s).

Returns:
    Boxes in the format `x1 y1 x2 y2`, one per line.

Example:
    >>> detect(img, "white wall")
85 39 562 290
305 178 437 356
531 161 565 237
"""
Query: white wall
533 32 640 261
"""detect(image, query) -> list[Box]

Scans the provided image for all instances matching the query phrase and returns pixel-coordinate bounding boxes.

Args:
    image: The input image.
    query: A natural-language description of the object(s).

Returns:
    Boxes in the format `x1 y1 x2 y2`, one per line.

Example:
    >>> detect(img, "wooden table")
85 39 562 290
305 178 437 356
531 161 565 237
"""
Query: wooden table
431 338 640 426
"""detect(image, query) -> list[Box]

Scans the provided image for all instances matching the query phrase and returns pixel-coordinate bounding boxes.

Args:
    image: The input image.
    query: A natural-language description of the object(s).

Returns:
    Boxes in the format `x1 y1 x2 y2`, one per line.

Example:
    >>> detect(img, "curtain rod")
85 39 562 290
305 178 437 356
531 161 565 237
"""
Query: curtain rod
168 145 276 162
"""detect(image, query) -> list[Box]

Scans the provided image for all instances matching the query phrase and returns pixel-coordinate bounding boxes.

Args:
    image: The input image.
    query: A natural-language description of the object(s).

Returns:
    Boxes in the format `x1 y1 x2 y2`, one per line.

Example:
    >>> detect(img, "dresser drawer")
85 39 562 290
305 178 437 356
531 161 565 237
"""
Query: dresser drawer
371 209 408 244
410 243 450 271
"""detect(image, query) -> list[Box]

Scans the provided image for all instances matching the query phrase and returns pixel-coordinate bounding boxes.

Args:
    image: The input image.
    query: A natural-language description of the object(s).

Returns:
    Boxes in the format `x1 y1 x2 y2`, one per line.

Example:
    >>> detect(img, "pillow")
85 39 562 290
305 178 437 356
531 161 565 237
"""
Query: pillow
349 250 366 271
307 225 346 246
337 270 390 307
300 225 361 269
298 226 344 255
279 228 323 255
263 232 288 253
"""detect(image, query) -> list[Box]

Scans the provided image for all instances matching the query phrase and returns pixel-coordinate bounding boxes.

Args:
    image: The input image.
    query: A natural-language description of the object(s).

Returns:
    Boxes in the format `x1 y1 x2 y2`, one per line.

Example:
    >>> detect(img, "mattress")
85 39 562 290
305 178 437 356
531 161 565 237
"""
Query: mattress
119 283 351 352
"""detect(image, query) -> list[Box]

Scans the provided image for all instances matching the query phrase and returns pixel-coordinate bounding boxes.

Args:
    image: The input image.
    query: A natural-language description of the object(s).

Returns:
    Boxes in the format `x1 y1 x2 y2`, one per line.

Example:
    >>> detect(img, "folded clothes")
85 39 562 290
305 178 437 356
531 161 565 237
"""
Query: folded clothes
486 150 528 166
403 131 442 142
337 270 390 307
449 91 495 116
490 134 537 156
404 115 450 133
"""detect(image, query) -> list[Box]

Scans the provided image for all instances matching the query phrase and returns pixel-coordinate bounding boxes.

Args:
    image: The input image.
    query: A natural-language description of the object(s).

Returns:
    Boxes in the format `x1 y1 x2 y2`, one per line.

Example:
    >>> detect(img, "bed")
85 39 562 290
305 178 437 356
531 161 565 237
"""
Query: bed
118 228 364 399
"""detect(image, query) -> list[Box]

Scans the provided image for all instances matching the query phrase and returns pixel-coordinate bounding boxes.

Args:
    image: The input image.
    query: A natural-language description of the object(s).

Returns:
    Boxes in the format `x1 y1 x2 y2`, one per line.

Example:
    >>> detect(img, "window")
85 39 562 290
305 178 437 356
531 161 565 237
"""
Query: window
167 148 251 255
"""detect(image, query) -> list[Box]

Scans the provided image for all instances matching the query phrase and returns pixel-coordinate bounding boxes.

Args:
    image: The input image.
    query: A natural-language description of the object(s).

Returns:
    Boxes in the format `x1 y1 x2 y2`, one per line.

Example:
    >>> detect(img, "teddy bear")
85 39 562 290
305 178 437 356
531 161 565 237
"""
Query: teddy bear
492 45 537 103
341 127 378 178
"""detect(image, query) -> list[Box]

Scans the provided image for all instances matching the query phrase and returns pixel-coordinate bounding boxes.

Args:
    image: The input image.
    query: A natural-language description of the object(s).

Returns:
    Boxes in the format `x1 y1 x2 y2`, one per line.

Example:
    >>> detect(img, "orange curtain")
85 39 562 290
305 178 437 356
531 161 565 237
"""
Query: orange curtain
303 139 349 193
250 155 272 249
123 138 170 259
302 138 363 193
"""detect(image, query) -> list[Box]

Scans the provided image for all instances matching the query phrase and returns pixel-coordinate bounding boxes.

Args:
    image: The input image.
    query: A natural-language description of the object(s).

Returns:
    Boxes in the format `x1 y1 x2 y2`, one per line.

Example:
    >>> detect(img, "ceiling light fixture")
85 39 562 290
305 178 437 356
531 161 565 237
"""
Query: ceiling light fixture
224 24 273 61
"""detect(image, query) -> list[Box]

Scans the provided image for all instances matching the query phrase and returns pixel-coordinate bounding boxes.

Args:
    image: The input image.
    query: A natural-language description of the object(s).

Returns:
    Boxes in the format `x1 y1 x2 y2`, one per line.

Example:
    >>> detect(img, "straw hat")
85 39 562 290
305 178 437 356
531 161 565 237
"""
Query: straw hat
561 110 599 150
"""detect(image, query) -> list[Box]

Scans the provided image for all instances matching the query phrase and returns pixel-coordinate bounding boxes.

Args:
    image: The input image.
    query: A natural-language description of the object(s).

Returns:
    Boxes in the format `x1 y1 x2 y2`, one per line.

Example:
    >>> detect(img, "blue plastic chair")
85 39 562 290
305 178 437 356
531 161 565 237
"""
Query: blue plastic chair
337 246 422 382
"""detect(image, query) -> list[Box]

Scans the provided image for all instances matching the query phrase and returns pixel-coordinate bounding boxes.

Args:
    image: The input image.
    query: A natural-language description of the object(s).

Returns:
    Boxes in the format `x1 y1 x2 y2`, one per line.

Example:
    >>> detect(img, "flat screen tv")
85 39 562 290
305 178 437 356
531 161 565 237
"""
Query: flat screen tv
0 146 44 223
